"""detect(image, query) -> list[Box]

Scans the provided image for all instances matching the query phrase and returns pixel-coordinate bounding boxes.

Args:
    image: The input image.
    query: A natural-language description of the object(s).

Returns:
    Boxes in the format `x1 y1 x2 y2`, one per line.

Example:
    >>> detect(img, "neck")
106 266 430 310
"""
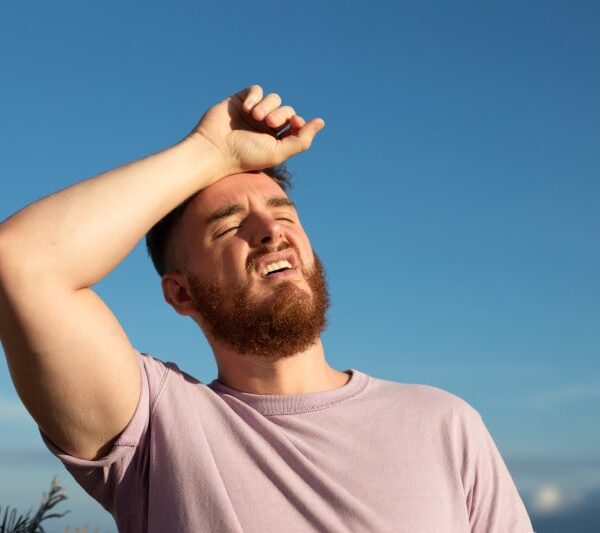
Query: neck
210 338 349 395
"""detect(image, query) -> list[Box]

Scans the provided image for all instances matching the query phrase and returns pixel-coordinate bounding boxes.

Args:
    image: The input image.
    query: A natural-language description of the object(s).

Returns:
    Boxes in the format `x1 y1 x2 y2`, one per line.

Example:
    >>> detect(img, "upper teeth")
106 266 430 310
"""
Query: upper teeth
263 260 293 276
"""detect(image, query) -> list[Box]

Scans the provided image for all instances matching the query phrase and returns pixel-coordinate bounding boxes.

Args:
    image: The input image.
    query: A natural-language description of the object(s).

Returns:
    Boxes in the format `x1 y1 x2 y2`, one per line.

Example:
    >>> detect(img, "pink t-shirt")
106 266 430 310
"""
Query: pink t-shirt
42 352 533 532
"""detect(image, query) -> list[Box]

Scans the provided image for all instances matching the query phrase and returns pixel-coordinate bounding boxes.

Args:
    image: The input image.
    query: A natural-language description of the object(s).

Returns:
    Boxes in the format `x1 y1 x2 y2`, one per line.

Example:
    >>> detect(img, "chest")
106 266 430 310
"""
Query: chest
145 401 471 532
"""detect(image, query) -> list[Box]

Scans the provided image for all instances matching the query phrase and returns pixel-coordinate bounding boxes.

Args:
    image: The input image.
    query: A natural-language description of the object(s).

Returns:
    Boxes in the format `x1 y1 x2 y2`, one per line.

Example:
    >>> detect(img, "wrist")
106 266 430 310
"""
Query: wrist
182 132 232 186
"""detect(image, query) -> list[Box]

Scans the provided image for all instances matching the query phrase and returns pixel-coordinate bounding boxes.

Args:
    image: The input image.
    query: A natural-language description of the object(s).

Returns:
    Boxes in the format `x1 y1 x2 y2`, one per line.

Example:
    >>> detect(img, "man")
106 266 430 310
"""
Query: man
0 86 533 532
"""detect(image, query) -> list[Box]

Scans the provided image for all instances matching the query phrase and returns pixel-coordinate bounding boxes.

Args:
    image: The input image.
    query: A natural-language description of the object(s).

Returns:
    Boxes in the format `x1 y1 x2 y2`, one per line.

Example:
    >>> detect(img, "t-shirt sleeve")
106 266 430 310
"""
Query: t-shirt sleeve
39 351 168 522
464 411 534 533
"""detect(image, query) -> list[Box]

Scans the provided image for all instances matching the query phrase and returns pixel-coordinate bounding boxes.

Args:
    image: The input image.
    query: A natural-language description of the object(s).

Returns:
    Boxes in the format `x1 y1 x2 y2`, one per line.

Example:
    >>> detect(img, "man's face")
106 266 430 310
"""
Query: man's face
175 172 329 357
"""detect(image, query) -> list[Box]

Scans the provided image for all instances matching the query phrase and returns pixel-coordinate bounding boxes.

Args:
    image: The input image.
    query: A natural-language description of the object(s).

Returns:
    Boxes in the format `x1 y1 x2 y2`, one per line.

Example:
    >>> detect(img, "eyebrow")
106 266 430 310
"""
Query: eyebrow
205 196 296 226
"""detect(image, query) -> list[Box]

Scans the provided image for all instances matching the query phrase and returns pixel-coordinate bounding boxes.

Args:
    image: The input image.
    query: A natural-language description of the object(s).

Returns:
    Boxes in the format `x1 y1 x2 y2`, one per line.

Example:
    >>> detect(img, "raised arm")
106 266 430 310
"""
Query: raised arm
0 85 324 460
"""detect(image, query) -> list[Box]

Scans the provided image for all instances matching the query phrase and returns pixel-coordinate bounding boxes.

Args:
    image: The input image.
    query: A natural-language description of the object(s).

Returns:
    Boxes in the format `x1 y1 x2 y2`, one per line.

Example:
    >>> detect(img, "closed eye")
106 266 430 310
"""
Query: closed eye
215 226 240 238
214 215 294 239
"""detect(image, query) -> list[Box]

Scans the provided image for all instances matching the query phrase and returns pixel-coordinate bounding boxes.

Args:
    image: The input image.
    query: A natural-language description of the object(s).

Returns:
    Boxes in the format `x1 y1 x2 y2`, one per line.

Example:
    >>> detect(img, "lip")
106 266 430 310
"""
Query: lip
254 250 299 279
259 267 300 282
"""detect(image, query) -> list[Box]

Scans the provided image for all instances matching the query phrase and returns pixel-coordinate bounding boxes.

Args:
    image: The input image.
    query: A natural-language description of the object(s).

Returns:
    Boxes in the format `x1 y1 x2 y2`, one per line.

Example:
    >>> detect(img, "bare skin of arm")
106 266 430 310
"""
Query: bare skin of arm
0 85 324 460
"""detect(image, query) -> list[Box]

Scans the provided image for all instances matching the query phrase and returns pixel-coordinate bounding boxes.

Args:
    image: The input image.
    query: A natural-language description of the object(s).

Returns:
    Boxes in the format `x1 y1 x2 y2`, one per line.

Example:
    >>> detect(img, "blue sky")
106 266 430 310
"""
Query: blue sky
1 1 599 531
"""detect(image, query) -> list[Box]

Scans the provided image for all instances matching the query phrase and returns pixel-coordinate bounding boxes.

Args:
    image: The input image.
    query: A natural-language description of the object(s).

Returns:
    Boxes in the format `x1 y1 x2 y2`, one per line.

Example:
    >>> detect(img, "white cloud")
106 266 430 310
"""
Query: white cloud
529 484 585 516
532 485 562 513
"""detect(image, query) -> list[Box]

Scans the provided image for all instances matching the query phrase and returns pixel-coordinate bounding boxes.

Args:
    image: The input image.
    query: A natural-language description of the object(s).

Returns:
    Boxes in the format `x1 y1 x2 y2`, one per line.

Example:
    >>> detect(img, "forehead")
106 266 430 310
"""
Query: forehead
186 172 289 222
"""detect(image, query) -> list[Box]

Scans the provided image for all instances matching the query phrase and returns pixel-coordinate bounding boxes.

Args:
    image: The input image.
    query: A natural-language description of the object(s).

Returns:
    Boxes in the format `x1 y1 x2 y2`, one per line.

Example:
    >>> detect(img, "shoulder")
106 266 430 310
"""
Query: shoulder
136 351 205 407
364 373 483 428
367 373 475 408
137 351 201 380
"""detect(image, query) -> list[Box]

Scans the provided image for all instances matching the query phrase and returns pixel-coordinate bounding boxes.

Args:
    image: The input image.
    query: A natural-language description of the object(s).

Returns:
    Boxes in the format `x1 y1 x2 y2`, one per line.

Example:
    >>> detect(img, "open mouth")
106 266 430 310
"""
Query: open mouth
253 250 299 279
263 259 294 277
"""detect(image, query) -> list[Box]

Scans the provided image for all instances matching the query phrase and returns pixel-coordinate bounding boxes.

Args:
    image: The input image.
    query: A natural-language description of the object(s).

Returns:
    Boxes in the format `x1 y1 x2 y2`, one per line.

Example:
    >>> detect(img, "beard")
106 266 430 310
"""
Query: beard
187 247 330 359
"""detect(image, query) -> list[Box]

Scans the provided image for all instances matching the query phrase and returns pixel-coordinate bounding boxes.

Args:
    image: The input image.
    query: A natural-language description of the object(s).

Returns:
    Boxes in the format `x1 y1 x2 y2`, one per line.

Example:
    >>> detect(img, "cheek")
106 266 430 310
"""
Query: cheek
216 242 249 280
292 229 315 268
304 250 316 273
185 244 223 284
191 233 246 277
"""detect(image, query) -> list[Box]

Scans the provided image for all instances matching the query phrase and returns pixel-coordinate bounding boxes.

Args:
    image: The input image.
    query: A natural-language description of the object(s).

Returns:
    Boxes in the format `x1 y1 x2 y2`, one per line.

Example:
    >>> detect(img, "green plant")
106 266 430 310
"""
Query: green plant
0 477 69 533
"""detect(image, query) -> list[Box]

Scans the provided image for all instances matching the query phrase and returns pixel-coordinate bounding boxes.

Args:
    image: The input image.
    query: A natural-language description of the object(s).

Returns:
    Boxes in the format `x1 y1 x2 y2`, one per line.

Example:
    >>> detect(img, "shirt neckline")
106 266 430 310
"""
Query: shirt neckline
208 369 369 415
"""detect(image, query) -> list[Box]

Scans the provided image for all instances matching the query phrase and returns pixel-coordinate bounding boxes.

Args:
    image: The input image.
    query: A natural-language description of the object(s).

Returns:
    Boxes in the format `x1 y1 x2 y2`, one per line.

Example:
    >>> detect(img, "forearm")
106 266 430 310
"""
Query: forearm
0 135 221 288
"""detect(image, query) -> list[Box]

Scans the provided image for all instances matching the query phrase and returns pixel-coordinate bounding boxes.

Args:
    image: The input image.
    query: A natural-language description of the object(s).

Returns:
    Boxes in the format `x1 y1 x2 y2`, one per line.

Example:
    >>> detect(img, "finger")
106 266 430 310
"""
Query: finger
252 93 282 121
240 85 263 112
277 117 325 156
290 114 306 130
265 105 296 129
278 115 306 139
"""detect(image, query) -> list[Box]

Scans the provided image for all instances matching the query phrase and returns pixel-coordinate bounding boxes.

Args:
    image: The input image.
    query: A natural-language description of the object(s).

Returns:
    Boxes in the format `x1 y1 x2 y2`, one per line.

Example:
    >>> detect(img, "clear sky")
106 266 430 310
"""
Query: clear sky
1 1 599 531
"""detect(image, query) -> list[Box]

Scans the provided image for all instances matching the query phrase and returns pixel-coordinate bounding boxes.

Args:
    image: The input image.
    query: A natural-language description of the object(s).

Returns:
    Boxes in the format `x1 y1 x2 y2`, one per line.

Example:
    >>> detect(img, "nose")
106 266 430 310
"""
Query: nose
249 213 284 247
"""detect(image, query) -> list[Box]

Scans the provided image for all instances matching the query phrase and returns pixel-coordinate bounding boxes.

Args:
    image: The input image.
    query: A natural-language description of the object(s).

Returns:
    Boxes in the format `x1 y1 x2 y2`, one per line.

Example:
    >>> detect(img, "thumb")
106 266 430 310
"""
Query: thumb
278 117 325 158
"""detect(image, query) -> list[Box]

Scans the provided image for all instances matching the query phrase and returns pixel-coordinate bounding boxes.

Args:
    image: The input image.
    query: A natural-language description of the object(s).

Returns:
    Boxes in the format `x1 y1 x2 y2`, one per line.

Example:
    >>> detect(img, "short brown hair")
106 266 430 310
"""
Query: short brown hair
145 165 292 277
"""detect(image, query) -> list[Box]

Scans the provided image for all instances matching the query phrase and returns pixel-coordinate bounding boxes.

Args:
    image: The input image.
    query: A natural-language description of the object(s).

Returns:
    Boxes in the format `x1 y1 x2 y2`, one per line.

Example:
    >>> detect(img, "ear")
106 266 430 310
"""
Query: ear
161 272 195 316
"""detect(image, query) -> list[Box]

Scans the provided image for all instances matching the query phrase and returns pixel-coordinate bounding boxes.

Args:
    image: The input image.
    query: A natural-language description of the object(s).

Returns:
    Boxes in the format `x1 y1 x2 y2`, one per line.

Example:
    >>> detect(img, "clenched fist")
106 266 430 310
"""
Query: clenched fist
191 85 325 177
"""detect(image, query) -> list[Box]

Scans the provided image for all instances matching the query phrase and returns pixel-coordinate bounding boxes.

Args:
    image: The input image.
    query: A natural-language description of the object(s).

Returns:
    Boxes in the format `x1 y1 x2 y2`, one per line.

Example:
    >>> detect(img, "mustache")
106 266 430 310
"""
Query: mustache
246 242 296 273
